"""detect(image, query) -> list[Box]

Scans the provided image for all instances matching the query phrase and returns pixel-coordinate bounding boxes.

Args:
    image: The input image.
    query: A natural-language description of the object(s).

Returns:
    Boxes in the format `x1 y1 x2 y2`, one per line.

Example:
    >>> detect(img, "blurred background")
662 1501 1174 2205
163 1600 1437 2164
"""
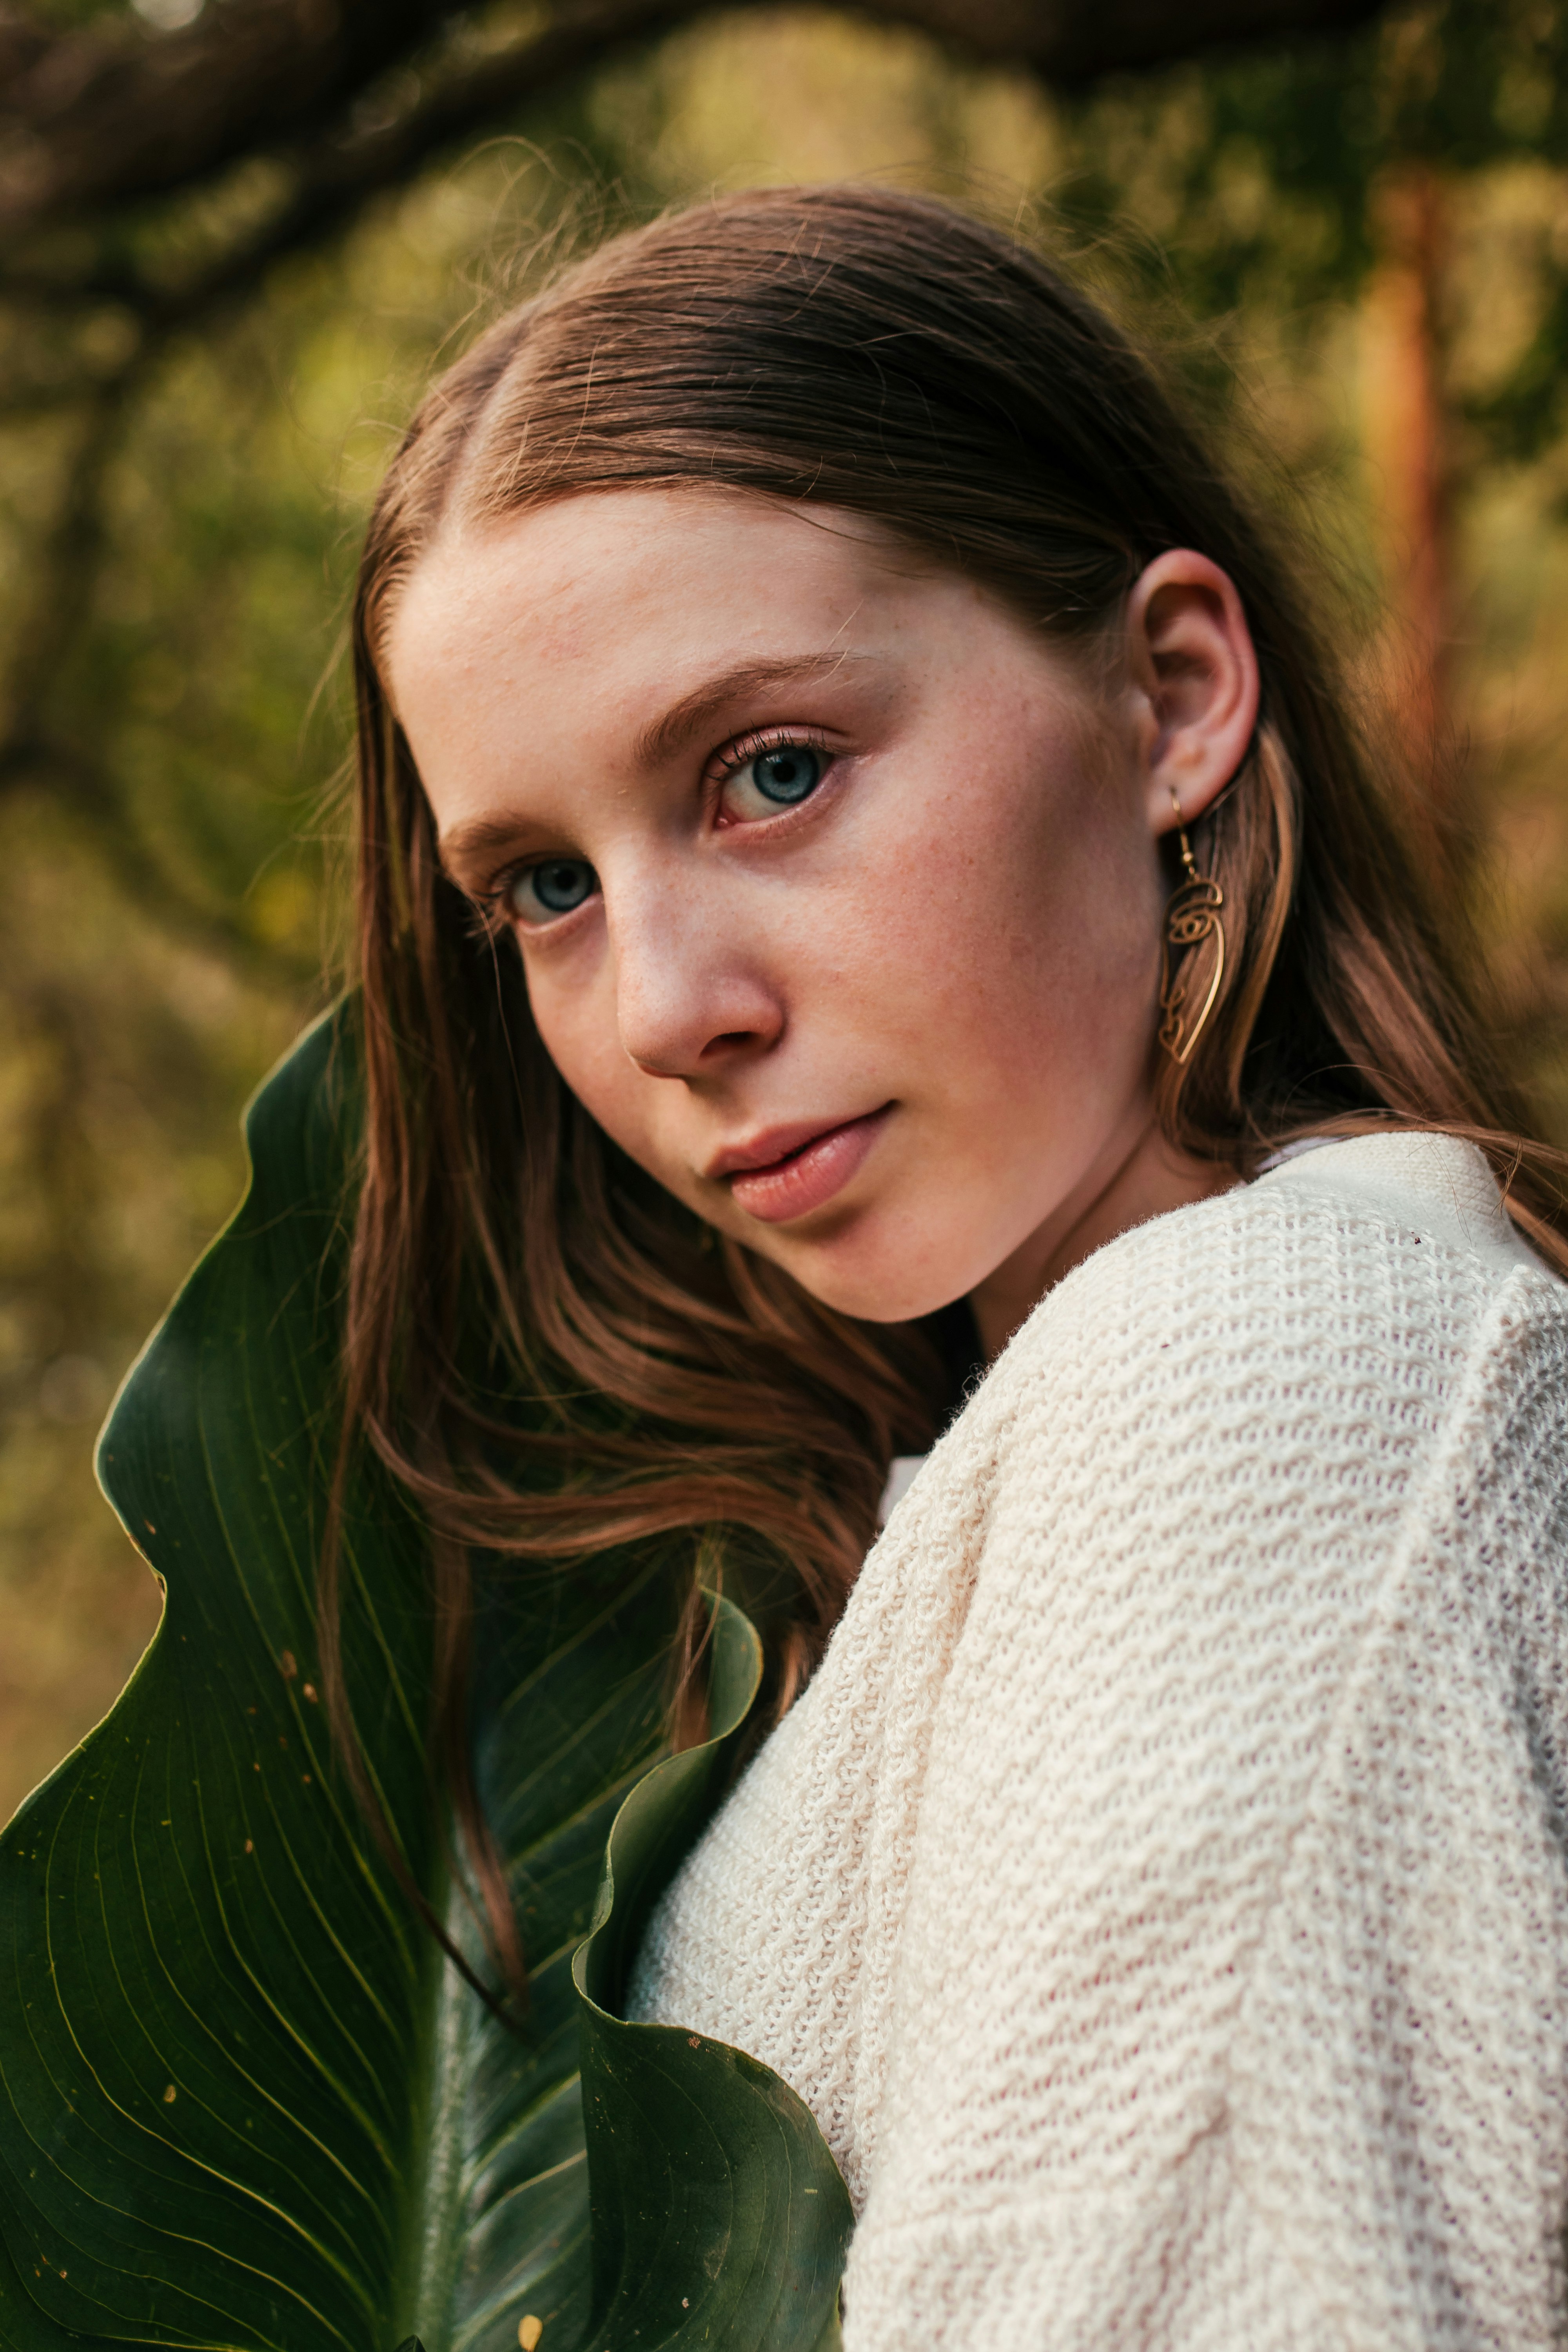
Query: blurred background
3 0 1567 1818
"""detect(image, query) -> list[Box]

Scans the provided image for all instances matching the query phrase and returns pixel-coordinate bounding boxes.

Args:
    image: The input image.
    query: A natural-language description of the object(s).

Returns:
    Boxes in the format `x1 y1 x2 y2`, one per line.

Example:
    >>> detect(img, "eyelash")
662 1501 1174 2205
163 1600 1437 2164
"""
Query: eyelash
705 723 836 792
472 881 524 944
475 722 840 934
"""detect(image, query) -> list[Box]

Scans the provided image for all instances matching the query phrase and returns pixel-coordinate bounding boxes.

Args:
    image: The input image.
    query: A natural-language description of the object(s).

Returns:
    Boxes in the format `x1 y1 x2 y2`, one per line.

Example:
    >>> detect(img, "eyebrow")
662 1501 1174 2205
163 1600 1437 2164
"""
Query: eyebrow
634 651 877 769
437 810 541 889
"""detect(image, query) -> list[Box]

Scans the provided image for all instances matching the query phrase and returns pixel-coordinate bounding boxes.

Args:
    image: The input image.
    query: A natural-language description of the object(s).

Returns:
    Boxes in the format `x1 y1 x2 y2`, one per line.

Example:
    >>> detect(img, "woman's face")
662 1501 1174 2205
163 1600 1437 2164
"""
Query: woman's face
390 488 1254 1343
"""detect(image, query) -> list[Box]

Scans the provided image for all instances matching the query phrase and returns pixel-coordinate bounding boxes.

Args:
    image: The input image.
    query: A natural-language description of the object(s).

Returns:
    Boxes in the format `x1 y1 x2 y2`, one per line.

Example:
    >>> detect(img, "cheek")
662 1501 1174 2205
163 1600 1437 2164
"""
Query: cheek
858 733 1160 1080
523 956 681 1175
525 964 626 1125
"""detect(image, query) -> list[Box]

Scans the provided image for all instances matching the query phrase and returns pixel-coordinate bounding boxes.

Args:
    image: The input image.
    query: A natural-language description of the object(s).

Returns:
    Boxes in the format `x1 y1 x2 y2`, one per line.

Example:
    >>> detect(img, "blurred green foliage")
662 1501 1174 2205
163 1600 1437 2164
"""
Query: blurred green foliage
9 0 1568 1817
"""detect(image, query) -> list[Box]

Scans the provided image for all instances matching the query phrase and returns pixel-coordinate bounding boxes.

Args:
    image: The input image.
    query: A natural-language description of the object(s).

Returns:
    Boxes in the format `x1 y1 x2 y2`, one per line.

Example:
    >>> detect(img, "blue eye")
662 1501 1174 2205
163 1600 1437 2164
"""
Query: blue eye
720 744 827 824
752 747 821 803
510 857 597 924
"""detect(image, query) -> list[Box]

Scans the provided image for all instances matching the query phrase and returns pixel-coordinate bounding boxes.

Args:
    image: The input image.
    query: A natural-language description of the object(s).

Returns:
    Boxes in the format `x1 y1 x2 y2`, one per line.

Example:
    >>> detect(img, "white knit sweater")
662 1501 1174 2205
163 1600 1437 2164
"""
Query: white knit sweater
627 1134 1568 2350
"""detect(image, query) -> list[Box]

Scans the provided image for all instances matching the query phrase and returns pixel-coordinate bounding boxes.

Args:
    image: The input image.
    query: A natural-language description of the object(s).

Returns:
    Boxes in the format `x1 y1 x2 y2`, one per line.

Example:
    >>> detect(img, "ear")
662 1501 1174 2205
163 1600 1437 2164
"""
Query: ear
1124 550 1260 837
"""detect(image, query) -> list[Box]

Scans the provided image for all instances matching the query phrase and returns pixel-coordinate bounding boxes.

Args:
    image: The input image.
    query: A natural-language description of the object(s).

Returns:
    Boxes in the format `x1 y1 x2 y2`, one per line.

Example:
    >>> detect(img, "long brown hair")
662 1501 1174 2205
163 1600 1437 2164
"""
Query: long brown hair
331 183 1567 1997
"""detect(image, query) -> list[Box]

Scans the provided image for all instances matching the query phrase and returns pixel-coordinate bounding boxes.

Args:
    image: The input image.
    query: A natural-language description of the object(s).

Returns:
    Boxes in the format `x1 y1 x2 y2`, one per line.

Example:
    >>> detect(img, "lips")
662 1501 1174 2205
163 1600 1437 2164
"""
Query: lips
711 1106 892 1225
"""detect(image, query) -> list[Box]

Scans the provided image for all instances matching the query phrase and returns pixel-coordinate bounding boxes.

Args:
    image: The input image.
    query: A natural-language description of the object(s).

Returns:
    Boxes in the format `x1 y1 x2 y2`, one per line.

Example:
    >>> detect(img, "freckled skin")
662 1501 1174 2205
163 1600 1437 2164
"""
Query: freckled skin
389 489 1257 1354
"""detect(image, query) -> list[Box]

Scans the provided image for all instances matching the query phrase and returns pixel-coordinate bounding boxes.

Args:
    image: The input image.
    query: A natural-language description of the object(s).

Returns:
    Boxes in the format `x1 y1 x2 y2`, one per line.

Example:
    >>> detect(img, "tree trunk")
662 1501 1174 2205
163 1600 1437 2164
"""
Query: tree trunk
1363 162 1459 866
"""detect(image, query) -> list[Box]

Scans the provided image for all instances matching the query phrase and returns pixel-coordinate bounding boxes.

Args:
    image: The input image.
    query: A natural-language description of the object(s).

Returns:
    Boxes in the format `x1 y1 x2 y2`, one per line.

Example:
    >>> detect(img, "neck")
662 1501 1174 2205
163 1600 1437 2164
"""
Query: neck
967 1105 1237 1359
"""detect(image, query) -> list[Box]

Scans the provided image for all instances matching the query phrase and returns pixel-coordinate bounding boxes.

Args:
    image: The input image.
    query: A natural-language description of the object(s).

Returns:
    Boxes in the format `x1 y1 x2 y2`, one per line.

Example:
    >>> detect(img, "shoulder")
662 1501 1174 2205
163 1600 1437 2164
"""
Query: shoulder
913 1140 1568 1868
991 1129 1564 1430
937 1133 1568 1610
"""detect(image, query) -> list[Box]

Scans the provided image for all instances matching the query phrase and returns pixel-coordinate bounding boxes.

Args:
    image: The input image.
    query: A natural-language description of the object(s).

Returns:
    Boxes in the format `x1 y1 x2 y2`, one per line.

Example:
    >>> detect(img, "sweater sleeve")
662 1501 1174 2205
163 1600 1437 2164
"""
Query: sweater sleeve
842 1260 1568 2352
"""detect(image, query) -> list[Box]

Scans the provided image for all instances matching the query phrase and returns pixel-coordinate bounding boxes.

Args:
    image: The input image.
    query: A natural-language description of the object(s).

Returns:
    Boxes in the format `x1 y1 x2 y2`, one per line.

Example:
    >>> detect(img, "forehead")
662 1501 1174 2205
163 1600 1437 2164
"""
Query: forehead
385 486 927 715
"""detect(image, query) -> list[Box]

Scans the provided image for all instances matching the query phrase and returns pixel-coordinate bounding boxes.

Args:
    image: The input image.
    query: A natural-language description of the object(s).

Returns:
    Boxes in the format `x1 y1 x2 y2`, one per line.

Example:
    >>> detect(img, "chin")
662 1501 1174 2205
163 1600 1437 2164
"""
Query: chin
766 1232 976 1327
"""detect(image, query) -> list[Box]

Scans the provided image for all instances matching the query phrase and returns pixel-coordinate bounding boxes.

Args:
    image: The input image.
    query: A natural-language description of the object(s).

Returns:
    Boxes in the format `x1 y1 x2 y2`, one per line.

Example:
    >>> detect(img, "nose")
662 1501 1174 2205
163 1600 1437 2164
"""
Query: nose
608 875 784 1079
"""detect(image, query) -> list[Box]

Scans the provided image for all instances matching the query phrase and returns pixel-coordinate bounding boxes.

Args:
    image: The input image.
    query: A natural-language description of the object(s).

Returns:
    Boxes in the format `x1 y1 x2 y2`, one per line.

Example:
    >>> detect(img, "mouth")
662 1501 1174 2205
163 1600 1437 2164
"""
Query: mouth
710 1105 894 1225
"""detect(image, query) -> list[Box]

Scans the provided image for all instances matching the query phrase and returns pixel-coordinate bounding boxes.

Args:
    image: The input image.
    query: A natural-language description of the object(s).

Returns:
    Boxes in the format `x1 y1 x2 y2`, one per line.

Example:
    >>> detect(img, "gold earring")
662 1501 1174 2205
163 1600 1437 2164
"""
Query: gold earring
1158 788 1226 1067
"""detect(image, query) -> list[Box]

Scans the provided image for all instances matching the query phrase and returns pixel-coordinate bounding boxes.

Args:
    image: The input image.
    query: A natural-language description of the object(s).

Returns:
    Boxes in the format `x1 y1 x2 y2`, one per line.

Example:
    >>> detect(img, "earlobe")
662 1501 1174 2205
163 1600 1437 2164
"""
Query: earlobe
1127 550 1261 836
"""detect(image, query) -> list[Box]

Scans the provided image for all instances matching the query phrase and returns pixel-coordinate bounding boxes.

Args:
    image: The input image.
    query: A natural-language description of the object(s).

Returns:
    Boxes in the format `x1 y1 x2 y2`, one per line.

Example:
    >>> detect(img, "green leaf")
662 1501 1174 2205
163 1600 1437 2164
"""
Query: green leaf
573 1597 853 2352
0 1005 850 2351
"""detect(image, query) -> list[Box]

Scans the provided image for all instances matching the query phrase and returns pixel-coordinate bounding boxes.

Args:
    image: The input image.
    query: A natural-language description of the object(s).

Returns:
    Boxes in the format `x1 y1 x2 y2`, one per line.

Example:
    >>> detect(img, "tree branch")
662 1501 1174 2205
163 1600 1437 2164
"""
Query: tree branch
148 0 696 329
0 0 460 237
1 0 1392 258
861 0 1385 77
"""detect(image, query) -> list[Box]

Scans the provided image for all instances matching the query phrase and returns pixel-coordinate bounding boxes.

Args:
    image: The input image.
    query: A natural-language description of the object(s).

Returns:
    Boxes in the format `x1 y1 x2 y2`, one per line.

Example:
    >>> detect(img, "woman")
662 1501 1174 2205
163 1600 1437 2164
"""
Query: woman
343 184 1568 2345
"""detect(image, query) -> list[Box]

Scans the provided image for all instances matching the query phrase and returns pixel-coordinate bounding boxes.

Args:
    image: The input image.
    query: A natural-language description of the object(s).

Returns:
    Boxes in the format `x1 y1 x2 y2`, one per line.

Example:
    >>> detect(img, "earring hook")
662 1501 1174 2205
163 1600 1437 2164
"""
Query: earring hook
1169 785 1199 885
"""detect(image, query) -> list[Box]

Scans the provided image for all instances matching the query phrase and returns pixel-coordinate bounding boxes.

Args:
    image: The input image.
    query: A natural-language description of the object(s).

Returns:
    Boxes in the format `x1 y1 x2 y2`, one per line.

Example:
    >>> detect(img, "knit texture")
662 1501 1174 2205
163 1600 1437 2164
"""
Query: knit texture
627 1135 1568 2350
